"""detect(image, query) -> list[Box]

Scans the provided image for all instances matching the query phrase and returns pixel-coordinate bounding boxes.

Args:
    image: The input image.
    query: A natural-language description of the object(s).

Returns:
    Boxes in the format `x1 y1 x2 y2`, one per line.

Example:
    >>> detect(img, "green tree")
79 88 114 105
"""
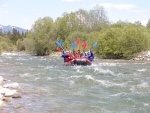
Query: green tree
146 19 150 28
25 17 55 56
95 25 148 59
89 4 109 31
66 31 89 51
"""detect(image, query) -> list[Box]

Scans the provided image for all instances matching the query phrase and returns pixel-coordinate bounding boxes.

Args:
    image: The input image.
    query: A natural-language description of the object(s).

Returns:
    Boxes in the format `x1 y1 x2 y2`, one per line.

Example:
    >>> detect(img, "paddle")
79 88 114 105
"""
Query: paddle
72 42 76 56
72 42 76 49
59 40 63 47
76 38 80 50
82 42 87 52
82 42 87 49
57 47 62 52
55 41 65 52
76 38 80 45
90 42 98 50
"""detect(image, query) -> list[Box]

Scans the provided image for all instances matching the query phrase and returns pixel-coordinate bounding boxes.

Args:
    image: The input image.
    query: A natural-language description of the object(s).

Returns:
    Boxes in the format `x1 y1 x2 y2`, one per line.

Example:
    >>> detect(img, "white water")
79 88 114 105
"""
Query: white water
0 52 150 113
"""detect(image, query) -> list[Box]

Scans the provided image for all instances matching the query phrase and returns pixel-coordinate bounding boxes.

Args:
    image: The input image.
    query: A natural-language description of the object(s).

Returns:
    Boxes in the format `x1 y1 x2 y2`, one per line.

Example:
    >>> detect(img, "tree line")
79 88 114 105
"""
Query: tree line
1 5 150 59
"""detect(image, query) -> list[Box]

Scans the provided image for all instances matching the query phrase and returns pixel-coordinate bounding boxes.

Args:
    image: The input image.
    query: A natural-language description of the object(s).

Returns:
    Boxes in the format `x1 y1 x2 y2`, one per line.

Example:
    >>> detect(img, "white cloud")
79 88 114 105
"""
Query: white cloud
94 3 136 10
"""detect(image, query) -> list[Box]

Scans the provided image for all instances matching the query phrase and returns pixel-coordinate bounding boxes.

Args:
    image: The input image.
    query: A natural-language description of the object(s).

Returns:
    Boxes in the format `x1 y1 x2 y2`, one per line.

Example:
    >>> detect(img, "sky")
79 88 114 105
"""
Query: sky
0 0 150 29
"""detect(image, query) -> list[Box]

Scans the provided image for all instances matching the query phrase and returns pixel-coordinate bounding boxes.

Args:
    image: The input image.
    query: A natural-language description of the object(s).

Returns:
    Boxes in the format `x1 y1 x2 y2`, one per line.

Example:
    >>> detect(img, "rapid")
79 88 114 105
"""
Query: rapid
0 52 150 113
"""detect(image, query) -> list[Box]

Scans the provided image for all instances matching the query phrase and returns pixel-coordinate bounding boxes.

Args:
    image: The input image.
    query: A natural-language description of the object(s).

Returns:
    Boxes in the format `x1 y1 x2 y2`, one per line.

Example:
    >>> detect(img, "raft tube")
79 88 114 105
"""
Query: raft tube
64 58 92 66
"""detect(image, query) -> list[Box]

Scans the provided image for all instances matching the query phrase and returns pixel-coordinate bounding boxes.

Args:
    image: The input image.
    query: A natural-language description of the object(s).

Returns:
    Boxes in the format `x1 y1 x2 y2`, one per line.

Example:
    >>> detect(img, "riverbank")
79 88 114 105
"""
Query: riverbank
50 51 150 61
1 51 150 61
132 51 150 61
0 76 21 108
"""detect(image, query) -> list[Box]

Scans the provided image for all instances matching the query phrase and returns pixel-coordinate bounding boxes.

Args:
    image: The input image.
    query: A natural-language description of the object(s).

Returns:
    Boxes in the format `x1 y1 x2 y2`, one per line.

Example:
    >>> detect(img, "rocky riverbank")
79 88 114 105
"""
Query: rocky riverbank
132 51 150 61
50 51 62 57
0 76 21 108
50 51 150 61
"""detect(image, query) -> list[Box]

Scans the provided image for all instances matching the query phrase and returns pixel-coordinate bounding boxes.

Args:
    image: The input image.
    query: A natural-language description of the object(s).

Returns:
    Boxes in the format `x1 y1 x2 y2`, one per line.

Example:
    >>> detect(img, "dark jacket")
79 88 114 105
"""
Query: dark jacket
88 50 94 61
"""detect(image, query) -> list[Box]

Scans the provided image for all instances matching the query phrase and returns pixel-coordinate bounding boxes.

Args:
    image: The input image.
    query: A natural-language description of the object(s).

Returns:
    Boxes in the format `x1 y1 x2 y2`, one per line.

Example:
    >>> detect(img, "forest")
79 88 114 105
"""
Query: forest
0 5 150 59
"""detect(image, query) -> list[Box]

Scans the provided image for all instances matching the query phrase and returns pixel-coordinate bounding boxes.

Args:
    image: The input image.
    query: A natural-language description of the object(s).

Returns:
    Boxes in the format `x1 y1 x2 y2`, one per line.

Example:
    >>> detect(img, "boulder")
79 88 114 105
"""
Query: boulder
0 100 6 108
3 82 19 89
0 76 4 86
4 89 18 97
0 94 3 99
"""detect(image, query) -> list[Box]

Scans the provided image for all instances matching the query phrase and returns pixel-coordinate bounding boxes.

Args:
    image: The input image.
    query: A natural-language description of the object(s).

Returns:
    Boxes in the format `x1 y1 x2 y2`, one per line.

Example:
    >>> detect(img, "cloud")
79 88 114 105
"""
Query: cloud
94 3 136 10
62 0 81 2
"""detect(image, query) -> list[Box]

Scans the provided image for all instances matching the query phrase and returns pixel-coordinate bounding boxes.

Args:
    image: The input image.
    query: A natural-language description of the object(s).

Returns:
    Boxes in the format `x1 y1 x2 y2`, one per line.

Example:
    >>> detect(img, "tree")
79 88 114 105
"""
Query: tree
146 19 150 28
54 12 75 44
89 4 109 31
134 21 143 27
26 17 55 56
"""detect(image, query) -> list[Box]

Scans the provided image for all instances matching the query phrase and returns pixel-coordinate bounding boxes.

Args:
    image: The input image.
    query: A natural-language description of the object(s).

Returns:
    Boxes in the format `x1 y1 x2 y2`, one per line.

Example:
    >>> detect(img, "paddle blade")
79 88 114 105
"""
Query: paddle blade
59 40 63 46
82 42 87 49
57 47 62 52
93 42 98 47
72 42 76 49
76 38 80 45
56 41 61 47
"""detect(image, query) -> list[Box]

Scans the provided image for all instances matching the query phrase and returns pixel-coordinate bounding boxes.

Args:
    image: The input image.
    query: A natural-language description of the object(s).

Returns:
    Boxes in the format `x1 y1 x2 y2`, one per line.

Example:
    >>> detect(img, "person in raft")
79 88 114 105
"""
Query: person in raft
61 51 73 62
77 50 81 58
86 50 94 61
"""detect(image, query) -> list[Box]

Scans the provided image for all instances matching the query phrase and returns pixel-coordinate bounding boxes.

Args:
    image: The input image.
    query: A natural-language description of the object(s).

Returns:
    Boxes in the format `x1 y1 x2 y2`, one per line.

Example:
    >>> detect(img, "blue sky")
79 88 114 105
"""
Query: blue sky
0 0 150 29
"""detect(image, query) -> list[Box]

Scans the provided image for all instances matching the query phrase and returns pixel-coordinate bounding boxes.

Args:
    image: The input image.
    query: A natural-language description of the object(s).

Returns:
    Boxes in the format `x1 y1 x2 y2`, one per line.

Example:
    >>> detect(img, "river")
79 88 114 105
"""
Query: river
0 52 150 113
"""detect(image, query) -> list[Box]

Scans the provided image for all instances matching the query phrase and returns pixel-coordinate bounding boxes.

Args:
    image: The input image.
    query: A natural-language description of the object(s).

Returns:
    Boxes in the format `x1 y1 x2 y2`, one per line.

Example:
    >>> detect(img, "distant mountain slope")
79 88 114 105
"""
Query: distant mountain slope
0 24 27 34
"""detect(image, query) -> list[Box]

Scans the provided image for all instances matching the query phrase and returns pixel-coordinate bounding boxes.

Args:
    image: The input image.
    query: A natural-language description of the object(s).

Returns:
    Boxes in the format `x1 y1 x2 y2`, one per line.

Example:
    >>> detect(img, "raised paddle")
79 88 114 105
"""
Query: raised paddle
72 42 76 56
76 38 80 50
57 47 62 52
90 42 98 49
55 41 65 52
72 42 76 49
82 42 87 52
82 42 87 49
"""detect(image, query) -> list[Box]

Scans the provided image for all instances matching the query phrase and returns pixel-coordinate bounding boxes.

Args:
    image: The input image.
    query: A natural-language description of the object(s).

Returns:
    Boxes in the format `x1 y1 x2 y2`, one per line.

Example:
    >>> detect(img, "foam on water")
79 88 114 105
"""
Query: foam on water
137 82 149 88
137 68 147 72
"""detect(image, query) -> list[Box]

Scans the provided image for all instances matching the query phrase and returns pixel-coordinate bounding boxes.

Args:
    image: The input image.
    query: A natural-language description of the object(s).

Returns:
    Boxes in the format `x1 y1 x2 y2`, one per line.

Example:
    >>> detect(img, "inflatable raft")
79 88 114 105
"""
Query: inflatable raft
64 58 92 66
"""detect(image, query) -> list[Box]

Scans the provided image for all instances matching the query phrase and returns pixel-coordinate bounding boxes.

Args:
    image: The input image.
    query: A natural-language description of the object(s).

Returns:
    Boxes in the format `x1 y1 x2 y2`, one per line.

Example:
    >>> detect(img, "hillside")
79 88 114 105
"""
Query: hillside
0 24 27 34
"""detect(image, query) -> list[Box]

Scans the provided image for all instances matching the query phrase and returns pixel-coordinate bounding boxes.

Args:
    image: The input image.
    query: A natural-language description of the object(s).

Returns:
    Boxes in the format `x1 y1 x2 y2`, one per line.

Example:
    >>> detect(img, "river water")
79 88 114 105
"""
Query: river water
0 52 150 113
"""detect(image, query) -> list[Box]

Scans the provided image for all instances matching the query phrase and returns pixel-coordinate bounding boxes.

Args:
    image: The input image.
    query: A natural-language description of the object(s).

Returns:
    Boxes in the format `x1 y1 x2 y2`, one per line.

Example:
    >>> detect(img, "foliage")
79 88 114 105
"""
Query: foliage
0 35 15 54
95 24 149 59
146 19 150 29
66 31 89 51
23 17 56 56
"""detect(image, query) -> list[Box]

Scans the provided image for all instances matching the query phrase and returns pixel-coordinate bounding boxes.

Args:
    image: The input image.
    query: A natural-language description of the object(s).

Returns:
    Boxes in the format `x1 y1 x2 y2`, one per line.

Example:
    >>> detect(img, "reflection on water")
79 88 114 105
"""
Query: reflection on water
0 52 150 113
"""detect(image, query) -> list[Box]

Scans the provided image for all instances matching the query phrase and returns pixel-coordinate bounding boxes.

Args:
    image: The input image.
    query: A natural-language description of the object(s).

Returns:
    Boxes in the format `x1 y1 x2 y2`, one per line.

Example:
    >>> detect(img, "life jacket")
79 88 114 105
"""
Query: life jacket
65 53 73 62
77 51 80 58
88 51 94 61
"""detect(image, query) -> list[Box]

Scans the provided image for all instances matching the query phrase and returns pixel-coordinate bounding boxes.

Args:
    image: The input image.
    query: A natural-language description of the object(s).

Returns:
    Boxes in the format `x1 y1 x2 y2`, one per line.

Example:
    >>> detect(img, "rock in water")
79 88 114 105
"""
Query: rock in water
0 76 4 86
0 100 6 108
